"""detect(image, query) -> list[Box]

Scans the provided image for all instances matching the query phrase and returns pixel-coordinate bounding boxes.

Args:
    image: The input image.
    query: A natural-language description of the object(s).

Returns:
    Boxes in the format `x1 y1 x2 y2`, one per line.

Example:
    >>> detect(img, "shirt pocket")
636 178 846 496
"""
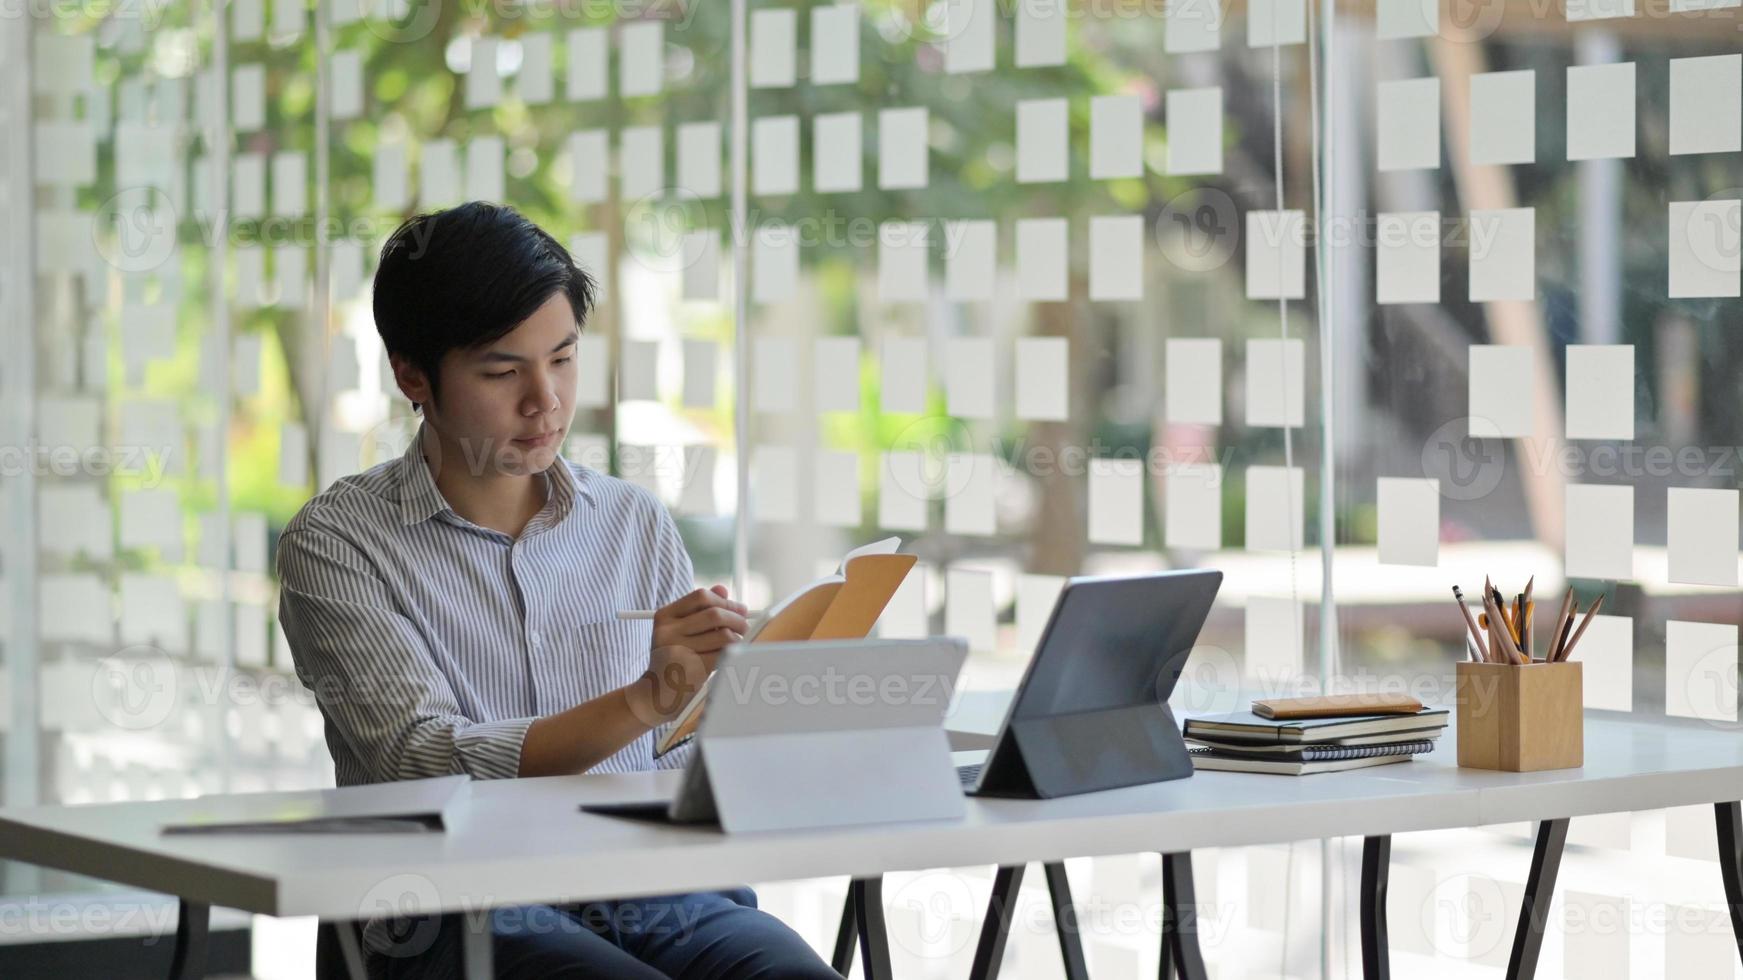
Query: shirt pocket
566 617 653 692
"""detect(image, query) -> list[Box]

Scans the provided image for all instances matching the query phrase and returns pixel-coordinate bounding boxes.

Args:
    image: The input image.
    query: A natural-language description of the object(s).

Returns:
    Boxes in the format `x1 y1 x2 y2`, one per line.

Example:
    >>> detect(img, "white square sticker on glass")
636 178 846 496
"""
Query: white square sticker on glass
879 107 929 190
945 567 997 653
677 121 722 198
1668 487 1740 588
813 337 862 414
1376 211 1441 304
619 21 664 97
813 112 863 193
881 336 928 414
465 136 505 202
1245 210 1306 300
572 130 612 204
815 451 862 528
619 339 659 402
945 0 995 73
421 139 462 205
681 338 716 409
879 221 930 302
1166 338 1223 424
1468 207 1535 302
1090 94 1144 180
751 445 797 523
517 33 553 105
945 220 997 300
1567 63 1636 161
1665 620 1738 722
1565 483 1634 581
1376 477 1440 567
466 37 502 110
1016 574 1066 654
567 28 607 102
1016 0 1067 66
753 115 799 197
1376 77 1440 172
1245 338 1305 428
1564 344 1634 440
1565 0 1634 21
944 454 998 536
1167 87 1223 176
1249 0 1306 46
945 337 996 419
878 451 930 532
1088 457 1144 546
753 225 798 303
1470 70 1535 166
1164 0 1221 52
811 6 860 85
752 336 796 413
1576 615 1632 711
1015 336 1069 421
1668 200 1742 299
575 334 610 408
1017 99 1069 184
1468 344 1532 438
1246 465 1305 552
1670 55 1742 156
1375 0 1437 37
681 231 719 302
1165 463 1222 550
1089 215 1144 301
1016 218 1069 301
750 9 796 89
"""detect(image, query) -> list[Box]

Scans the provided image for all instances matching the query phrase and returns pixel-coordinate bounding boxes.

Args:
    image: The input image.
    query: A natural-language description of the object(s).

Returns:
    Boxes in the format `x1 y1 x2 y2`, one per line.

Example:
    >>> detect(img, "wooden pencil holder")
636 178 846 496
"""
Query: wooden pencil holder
1455 661 1583 772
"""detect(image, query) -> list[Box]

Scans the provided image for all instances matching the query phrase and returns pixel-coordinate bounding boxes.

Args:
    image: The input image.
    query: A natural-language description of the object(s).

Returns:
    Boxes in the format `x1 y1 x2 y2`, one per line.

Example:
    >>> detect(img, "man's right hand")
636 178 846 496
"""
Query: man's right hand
636 643 715 723
651 586 750 655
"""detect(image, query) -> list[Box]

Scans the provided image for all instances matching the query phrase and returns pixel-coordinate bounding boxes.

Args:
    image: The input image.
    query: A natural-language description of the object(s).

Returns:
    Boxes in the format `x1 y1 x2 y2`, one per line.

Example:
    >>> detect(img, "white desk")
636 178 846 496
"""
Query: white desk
3 711 1742 980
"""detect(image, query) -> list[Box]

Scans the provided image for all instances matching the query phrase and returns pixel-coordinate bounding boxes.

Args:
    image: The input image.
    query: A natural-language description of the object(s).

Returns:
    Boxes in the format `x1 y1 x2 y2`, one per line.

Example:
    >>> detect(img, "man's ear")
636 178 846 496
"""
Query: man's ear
389 354 433 409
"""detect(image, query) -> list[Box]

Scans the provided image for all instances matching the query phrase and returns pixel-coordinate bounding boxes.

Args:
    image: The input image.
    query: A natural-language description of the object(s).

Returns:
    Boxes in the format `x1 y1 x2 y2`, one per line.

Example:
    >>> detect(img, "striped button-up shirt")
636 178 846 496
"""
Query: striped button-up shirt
277 424 697 790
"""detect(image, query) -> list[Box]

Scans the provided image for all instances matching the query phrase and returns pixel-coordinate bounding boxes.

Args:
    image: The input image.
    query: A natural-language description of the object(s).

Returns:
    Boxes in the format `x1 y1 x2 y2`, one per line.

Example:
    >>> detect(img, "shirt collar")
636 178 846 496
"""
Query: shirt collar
396 423 597 527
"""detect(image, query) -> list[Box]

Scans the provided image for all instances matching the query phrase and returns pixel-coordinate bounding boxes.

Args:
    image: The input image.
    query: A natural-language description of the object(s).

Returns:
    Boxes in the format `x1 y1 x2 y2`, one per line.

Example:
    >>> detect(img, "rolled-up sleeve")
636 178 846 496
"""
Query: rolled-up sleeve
649 503 701 770
277 525 534 782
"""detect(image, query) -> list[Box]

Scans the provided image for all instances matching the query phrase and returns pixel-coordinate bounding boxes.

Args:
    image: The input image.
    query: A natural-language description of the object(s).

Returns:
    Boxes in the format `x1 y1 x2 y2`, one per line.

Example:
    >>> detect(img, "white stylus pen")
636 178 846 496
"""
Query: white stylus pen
616 608 762 621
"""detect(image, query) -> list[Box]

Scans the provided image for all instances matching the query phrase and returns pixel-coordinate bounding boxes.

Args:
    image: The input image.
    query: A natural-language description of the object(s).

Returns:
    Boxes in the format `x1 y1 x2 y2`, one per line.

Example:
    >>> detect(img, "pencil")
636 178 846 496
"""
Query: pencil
1452 586 1489 662
1558 593 1605 662
1522 577 1535 660
1484 589 1523 664
1549 588 1575 662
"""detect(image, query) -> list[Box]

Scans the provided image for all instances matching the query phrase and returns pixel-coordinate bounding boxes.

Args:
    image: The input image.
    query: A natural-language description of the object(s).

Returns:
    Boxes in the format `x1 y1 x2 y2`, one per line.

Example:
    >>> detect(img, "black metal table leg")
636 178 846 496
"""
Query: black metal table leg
969 865 1027 980
831 885 859 975
1716 802 1743 969
851 877 894 980
1160 852 1208 980
1506 818 1568 980
1360 836 1391 980
1042 862 1089 980
167 899 210 980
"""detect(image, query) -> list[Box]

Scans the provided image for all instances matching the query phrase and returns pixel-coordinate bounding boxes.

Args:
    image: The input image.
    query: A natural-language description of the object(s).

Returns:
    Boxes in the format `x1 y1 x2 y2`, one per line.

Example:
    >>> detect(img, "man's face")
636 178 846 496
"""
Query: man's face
405 291 580 478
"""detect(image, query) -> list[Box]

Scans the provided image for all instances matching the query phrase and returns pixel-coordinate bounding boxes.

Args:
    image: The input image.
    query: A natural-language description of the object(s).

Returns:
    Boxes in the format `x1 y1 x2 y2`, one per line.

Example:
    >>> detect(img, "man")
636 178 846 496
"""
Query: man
278 202 840 979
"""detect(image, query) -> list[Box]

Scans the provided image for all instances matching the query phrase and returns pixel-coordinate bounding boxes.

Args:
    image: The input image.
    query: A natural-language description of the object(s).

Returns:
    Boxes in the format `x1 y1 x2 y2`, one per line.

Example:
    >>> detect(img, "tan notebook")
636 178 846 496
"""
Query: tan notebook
1250 694 1424 720
653 537 918 757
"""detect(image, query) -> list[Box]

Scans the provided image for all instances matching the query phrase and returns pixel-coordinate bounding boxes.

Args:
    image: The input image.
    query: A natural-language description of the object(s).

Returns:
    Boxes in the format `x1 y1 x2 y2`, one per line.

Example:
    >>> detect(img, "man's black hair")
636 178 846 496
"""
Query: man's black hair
373 202 597 412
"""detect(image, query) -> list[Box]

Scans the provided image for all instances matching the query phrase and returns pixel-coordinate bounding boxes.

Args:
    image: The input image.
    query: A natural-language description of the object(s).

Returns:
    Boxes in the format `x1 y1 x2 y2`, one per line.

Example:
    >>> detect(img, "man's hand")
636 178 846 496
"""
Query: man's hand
652 585 750 656
632 643 717 722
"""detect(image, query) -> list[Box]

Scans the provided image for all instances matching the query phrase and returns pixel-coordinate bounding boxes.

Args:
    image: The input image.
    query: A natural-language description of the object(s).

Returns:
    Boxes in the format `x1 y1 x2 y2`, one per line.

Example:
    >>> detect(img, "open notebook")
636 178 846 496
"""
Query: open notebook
653 536 918 758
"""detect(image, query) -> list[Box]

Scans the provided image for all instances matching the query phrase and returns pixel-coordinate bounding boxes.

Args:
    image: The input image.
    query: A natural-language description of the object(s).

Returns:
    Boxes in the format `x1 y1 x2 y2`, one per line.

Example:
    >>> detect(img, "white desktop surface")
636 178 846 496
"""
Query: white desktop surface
1 709 1740 922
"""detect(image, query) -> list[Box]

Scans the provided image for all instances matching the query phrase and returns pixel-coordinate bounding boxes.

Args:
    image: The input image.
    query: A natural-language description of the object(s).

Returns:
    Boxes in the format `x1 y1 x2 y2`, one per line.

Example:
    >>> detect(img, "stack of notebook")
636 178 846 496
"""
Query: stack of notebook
1184 697 1449 775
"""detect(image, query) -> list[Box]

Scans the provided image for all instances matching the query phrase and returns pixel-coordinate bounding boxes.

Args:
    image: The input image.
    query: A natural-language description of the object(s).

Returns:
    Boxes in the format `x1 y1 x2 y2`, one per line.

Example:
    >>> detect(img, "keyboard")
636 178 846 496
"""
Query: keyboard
956 763 984 787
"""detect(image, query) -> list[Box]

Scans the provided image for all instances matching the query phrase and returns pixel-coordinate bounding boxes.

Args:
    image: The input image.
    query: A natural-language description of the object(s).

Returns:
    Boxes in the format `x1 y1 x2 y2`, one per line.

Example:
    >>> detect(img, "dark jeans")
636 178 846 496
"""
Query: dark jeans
375 887 841 980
